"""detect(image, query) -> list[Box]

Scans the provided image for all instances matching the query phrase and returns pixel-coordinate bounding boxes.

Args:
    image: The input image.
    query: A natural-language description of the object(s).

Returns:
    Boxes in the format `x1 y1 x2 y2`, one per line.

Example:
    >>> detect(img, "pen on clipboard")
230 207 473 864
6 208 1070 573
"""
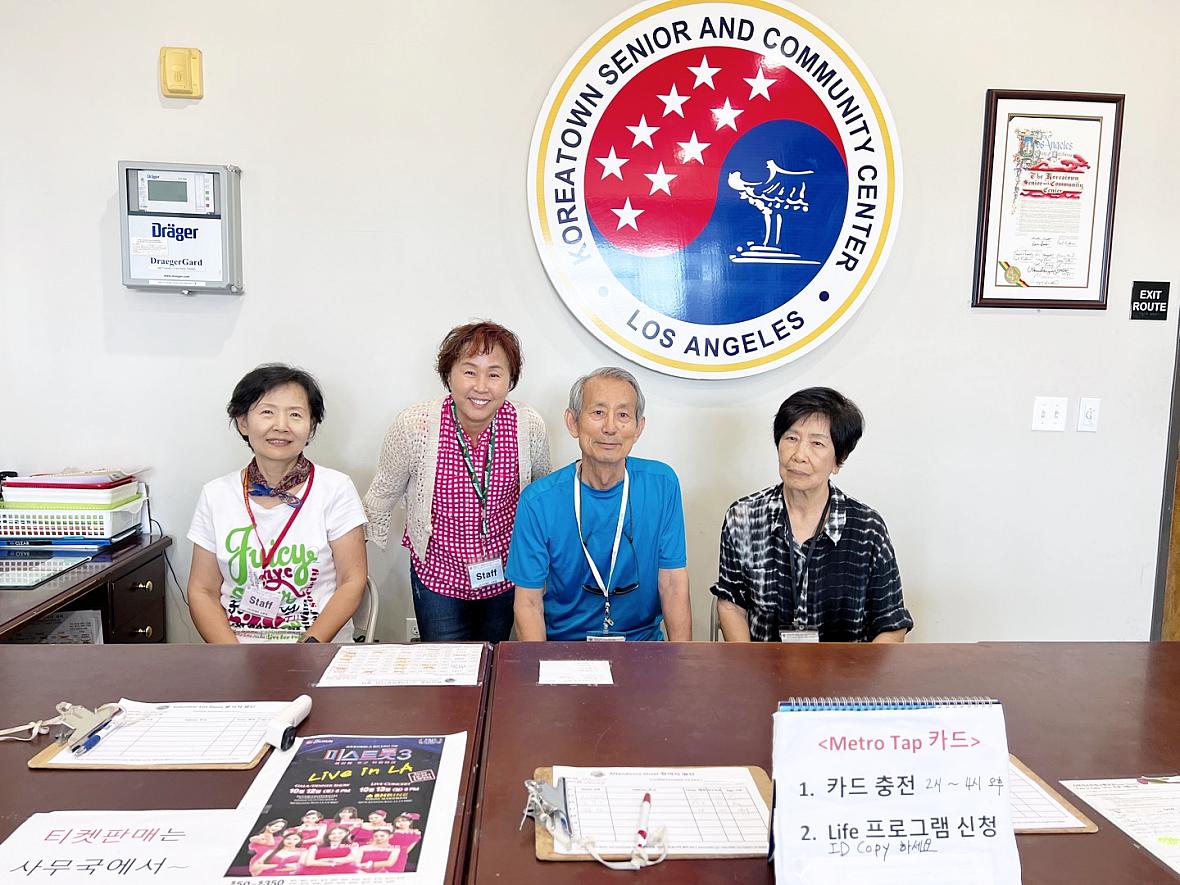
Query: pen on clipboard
71 715 123 756
1136 774 1180 784
631 792 652 858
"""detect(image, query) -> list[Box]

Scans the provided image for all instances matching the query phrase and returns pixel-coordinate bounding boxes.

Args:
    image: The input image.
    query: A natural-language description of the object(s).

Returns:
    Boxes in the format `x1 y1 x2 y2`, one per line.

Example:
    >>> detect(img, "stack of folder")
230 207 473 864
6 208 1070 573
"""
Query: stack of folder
0 471 146 555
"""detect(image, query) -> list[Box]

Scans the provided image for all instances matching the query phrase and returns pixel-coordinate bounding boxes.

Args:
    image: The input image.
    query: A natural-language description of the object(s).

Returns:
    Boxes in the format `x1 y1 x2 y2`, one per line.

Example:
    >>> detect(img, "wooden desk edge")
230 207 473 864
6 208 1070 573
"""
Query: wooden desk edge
463 642 500 884
448 642 493 885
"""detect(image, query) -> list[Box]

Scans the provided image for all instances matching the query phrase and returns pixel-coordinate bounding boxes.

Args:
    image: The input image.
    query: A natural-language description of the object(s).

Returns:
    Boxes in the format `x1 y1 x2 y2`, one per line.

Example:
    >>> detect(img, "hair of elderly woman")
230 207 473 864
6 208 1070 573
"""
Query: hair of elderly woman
772 387 864 466
567 366 646 420
435 321 523 390
226 363 326 445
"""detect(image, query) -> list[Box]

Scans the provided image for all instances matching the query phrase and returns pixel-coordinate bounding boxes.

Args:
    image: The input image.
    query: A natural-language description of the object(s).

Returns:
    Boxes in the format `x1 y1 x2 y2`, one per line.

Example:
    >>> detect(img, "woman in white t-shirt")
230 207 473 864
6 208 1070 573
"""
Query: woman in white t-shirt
187 364 368 643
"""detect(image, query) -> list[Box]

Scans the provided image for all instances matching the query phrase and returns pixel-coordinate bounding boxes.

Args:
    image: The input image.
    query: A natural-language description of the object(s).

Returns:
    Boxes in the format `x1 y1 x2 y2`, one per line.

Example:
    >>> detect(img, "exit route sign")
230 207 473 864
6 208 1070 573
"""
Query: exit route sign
1130 281 1170 321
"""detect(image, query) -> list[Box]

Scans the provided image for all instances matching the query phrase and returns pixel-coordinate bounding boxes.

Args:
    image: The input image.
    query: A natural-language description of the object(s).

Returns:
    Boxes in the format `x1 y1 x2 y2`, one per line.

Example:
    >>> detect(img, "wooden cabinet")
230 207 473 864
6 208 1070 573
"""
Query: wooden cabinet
0 536 172 644
107 555 167 643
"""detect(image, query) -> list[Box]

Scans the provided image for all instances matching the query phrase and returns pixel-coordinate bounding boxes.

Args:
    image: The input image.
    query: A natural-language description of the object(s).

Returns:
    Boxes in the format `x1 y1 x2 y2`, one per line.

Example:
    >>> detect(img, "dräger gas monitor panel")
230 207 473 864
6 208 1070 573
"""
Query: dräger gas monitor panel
119 161 243 294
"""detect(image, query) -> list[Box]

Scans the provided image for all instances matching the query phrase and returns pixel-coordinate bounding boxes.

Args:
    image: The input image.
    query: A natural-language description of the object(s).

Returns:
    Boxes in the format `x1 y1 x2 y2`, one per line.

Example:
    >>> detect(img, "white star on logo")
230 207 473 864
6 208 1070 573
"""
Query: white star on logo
644 162 678 196
626 115 659 148
595 147 629 180
687 55 721 89
611 198 645 231
711 98 743 131
676 131 710 165
744 66 777 101
656 84 690 117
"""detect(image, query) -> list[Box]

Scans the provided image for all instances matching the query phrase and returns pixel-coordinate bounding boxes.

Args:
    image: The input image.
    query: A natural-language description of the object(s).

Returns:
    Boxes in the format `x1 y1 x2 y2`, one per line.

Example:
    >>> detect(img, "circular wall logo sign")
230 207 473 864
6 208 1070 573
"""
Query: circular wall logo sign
529 0 902 379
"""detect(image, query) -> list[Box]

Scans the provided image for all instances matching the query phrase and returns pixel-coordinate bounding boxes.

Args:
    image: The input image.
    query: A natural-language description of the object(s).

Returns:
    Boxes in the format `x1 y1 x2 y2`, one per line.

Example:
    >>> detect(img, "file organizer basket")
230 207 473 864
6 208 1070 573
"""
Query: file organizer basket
0 496 146 539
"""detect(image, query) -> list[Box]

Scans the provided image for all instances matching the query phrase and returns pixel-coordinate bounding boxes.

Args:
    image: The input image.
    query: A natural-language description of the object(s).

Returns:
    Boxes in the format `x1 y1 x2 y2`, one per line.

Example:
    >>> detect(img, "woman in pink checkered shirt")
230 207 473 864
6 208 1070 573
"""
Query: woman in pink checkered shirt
363 322 550 641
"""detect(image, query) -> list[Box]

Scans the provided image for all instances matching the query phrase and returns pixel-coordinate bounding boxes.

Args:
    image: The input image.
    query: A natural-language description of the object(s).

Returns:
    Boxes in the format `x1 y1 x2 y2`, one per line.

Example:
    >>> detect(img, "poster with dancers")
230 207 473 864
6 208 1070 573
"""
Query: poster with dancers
224 733 467 883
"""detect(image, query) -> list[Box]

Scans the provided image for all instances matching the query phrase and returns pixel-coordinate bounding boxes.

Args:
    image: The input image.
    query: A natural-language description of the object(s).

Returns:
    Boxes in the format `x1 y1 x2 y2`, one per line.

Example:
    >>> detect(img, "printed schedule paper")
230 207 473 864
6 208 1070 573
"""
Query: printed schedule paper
1060 777 1180 875
0 808 246 883
772 699 1021 884
47 699 289 767
553 766 770 857
318 643 483 687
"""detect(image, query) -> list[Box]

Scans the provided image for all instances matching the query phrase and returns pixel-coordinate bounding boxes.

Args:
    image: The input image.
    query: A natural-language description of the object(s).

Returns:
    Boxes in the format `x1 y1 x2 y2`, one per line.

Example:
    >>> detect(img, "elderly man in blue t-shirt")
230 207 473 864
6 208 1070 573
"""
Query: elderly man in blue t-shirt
507 367 691 641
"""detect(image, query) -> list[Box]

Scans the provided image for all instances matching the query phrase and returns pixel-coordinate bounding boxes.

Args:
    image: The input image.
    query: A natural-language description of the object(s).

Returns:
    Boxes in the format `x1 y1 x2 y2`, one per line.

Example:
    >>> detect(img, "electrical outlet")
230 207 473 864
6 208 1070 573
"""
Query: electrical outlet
1077 397 1101 432
406 617 420 643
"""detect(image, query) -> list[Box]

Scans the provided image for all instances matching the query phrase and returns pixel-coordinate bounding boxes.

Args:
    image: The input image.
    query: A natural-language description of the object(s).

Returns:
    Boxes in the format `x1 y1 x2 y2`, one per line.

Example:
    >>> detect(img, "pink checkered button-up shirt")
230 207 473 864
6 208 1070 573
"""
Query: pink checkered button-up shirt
404 397 520 599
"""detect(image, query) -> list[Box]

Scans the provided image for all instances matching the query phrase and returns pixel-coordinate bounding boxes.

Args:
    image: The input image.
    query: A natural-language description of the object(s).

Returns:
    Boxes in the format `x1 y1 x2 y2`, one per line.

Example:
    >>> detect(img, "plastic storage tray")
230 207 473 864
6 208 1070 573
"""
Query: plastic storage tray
0 496 146 539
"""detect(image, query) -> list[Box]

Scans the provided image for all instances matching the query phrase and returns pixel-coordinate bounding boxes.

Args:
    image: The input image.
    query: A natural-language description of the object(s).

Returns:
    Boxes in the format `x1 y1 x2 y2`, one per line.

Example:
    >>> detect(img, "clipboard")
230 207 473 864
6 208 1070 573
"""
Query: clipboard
25 697 309 771
27 741 270 771
1009 754 1097 834
532 765 773 861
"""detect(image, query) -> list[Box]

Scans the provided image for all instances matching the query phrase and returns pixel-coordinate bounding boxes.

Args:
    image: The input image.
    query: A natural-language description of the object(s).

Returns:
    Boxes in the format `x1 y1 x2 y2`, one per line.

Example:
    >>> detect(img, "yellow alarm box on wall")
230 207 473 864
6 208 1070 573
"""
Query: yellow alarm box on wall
159 47 203 99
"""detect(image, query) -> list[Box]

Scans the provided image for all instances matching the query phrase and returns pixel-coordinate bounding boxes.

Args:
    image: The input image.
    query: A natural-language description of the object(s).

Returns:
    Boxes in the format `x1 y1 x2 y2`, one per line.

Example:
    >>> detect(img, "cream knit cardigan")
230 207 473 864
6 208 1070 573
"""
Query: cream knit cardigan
363 397 551 557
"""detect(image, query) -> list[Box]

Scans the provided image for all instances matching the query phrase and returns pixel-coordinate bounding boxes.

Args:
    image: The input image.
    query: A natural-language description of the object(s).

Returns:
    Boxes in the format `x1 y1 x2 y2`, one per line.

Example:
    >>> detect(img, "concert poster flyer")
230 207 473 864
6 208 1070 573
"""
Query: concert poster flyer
225 733 467 884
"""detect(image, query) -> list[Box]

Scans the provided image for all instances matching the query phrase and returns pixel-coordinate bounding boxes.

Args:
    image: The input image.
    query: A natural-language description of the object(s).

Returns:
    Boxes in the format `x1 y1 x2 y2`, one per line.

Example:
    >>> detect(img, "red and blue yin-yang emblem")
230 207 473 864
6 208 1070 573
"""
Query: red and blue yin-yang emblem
530 1 902 379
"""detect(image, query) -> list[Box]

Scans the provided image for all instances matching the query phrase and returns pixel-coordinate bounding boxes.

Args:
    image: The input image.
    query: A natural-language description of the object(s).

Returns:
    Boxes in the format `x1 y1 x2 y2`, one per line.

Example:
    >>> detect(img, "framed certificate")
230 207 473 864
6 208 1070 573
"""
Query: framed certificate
972 90 1124 309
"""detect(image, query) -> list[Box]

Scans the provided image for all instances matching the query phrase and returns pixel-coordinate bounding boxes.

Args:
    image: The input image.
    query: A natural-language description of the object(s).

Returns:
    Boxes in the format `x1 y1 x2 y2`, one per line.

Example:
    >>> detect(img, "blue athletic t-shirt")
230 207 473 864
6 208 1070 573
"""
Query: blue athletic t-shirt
506 457 687 641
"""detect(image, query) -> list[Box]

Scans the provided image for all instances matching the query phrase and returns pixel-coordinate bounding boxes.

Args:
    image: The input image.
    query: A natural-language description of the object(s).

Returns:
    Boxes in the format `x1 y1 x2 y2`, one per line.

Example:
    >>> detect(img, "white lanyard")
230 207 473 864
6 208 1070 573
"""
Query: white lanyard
573 463 629 598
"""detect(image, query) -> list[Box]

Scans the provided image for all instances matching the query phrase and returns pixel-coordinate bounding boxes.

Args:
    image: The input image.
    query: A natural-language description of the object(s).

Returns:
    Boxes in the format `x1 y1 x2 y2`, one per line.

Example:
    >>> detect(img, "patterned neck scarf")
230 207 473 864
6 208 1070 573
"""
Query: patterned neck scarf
246 455 312 508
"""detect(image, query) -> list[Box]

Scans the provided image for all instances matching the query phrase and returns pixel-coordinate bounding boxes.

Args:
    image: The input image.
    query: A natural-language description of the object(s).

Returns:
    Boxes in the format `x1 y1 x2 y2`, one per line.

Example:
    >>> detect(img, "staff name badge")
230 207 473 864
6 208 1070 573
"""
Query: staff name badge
586 632 627 642
240 578 281 620
468 558 505 590
780 629 820 643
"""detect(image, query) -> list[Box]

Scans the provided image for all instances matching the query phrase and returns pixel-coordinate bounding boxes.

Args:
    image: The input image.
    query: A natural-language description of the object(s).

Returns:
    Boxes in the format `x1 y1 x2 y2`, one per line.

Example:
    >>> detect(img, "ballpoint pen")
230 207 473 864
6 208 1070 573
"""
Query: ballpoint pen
71 715 122 756
631 792 652 861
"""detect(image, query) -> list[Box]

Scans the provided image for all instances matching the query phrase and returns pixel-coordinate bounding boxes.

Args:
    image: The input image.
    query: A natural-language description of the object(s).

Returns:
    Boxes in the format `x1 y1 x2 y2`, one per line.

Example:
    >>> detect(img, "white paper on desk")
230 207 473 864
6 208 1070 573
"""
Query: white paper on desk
772 705 1021 884
539 659 613 685
553 765 770 857
1060 778 1180 874
0 808 247 883
51 699 290 767
317 643 482 687
9 609 104 644
227 733 468 884
1007 761 1087 831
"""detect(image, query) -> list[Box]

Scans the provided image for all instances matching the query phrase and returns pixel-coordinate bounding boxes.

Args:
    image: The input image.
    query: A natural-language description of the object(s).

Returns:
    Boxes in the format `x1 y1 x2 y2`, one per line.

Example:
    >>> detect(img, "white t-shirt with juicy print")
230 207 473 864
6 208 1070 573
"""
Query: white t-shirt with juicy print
188 464 367 642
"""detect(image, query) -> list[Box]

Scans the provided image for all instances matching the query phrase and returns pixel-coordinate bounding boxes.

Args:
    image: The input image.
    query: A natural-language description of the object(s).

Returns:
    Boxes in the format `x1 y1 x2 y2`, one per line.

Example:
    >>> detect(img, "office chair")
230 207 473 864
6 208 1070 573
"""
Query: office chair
352 577 380 643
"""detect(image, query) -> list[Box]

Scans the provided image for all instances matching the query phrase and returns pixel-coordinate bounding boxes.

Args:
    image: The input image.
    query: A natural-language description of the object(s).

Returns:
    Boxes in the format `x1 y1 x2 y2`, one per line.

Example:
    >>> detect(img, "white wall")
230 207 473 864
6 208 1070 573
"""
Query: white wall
2 0 1177 643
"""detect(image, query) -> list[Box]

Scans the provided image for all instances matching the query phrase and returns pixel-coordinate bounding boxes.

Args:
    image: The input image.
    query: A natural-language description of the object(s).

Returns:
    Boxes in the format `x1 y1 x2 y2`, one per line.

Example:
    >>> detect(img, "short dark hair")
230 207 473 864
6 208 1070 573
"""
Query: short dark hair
226 364 326 446
772 387 864 466
435 321 523 390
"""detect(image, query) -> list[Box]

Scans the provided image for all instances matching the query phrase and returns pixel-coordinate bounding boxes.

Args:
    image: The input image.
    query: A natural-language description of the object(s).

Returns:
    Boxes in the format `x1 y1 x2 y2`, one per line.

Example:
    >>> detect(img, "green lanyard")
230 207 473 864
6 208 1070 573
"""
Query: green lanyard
449 399 496 537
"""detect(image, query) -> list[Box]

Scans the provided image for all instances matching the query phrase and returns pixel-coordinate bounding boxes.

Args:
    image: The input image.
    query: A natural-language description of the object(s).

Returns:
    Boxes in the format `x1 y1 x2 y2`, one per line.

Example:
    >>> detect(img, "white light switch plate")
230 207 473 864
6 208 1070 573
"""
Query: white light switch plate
1032 396 1068 432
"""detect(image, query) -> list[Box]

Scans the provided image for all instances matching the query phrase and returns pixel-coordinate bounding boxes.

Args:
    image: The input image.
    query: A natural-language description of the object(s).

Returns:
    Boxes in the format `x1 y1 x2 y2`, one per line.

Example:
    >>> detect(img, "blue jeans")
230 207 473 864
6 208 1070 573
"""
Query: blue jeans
410 565 515 642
